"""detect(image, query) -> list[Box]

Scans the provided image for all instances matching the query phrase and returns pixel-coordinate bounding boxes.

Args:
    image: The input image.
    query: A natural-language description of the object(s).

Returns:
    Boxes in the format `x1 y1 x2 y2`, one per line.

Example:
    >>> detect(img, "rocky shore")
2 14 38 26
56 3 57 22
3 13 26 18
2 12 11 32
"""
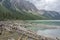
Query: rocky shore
0 20 60 40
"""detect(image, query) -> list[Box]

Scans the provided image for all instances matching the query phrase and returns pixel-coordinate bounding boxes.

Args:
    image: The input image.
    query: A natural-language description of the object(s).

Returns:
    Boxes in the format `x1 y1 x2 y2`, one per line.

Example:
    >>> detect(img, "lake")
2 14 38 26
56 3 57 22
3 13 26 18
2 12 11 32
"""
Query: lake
26 20 60 38
37 29 60 38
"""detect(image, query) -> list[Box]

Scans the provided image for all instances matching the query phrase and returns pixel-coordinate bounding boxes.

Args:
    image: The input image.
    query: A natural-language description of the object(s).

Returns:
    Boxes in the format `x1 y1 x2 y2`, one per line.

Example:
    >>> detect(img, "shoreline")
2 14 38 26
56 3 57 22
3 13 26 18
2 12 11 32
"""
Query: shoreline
0 20 60 40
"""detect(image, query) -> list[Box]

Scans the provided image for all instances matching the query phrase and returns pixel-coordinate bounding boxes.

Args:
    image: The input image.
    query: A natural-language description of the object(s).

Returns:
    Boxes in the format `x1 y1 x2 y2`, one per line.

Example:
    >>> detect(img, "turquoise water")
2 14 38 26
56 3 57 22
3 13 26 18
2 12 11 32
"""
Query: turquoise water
26 20 60 26
27 26 46 31
37 29 60 37
26 20 60 31
26 20 60 37
27 26 60 37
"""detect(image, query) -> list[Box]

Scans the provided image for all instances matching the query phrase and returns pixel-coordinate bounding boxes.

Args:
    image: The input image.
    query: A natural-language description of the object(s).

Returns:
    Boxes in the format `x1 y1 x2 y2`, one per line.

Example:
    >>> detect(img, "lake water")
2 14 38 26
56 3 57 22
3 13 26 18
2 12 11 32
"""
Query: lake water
37 29 60 38
26 20 60 38
27 26 60 38
26 20 60 26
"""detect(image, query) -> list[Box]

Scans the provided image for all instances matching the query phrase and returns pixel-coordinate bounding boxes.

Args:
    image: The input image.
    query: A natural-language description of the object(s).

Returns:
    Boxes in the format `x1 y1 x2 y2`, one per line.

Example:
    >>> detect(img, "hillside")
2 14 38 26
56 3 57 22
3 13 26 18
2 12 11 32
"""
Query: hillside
0 0 60 20
0 4 47 20
42 11 60 20
39 10 60 20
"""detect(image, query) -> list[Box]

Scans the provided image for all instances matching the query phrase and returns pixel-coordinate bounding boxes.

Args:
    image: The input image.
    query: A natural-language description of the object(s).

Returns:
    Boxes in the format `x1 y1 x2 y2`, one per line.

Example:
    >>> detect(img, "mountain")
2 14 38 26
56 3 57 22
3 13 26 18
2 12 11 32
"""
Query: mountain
0 0 2 2
2 0 38 11
14 0 38 11
40 10 60 20
0 0 47 20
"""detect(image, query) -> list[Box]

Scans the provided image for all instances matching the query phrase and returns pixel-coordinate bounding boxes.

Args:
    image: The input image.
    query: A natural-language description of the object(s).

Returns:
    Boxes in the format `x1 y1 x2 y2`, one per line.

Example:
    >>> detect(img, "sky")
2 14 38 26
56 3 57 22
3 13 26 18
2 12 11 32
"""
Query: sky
27 0 60 12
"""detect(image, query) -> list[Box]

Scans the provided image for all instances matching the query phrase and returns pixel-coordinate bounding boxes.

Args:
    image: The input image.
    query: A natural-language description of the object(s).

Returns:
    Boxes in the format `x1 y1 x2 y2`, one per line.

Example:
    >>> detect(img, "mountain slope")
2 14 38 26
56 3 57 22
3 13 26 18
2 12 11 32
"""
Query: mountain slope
10 0 38 11
0 0 48 20
0 0 60 20
0 4 47 20
40 10 60 20
2 0 38 11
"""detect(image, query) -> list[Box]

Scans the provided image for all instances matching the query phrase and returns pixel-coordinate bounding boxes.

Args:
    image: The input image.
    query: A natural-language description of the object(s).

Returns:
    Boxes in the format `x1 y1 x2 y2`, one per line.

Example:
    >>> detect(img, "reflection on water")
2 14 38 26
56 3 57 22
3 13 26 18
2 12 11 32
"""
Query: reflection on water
27 26 46 31
37 29 60 38
27 20 60 26
27 26 60 37
26 20 60 38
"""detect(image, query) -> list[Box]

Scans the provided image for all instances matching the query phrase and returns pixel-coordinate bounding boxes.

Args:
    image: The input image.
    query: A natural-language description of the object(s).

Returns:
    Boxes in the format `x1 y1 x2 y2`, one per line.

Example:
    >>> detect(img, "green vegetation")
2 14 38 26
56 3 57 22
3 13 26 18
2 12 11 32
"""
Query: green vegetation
0 4 47 20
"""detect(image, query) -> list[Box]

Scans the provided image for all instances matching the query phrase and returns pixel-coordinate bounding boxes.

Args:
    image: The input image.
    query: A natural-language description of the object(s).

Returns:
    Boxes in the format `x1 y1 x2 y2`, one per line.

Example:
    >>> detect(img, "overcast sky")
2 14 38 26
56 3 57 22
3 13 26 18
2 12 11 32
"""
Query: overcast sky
27 0 60 12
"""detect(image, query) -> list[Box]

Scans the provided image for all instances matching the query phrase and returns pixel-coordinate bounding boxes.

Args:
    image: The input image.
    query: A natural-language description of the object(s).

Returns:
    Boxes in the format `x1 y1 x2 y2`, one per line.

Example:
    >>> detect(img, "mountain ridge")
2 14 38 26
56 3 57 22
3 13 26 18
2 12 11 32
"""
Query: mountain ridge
0 0 60 20
0 0 47 20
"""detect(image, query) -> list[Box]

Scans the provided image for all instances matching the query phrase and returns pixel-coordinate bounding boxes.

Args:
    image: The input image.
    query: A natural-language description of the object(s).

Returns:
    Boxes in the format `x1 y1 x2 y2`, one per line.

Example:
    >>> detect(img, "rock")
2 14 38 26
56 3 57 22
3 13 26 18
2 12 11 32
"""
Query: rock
8 38 15 40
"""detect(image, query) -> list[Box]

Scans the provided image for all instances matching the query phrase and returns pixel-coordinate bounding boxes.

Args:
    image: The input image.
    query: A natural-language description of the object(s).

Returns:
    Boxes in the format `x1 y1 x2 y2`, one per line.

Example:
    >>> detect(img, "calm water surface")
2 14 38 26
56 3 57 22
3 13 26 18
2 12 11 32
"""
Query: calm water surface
37 29 60 37
26 20 60 37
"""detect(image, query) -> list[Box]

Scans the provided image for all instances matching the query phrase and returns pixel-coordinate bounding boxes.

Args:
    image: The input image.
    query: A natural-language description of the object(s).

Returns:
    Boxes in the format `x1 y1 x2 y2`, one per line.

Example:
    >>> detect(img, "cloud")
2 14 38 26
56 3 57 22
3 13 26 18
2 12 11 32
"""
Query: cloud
28 0 60 12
